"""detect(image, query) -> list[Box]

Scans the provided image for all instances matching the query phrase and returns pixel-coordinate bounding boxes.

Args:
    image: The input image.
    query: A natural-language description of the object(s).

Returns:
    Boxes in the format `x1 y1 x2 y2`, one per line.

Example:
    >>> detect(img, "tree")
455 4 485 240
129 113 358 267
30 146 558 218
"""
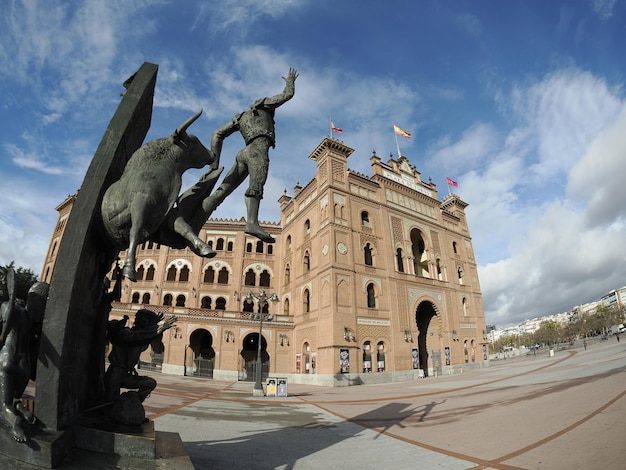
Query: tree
595 304 622 334
535 320 561 346
1 262 39 302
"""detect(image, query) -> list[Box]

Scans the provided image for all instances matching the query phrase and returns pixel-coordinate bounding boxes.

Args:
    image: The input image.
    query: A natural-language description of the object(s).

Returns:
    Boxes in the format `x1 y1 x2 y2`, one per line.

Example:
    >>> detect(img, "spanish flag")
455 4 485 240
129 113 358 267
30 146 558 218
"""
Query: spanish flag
393 123 411 138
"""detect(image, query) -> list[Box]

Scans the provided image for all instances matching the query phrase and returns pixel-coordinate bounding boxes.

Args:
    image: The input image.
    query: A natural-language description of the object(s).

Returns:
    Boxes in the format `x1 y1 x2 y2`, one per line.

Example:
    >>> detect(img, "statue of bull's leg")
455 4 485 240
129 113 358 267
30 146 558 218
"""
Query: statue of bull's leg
123 240 139 282
123 201 150 282
172 216 217 258
152 167 224 253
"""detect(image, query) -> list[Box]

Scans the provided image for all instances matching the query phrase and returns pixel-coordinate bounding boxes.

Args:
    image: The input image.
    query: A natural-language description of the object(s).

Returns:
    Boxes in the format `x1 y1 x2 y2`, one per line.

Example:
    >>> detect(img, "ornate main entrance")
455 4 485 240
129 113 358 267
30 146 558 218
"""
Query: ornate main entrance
415 301 438 377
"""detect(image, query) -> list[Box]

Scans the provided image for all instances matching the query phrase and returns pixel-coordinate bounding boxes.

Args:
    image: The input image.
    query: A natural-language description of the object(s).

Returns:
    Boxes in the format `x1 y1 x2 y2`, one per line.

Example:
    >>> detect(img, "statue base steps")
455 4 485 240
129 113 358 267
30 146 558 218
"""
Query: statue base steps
0 419 193 468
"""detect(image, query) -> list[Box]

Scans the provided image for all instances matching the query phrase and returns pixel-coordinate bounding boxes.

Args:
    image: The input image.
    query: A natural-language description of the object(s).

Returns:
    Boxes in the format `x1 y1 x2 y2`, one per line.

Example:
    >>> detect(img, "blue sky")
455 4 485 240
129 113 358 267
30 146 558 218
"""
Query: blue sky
1 0 625 328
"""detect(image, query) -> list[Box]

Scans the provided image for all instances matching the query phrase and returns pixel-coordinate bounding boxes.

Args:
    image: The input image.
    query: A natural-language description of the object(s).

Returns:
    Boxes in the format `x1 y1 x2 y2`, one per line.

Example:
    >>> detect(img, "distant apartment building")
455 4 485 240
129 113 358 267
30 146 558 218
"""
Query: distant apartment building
600 287 626 310
44 137 488 385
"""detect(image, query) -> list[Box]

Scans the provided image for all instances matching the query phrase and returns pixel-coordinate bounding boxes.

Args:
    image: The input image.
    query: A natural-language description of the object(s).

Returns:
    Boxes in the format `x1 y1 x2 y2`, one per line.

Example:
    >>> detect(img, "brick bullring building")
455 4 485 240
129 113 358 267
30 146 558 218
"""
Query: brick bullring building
43 137 488 386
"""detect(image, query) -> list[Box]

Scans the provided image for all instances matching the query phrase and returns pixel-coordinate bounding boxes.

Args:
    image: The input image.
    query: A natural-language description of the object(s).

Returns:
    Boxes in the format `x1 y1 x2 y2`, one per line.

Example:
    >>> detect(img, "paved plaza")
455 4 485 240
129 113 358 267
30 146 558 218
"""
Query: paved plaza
2 338 624 469
147 338 626 470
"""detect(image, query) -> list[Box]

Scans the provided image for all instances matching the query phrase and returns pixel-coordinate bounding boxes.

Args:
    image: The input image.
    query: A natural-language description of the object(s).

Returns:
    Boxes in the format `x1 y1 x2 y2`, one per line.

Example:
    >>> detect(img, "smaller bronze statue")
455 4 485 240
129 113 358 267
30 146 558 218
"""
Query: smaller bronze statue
0 268 49 442
104 309 176 425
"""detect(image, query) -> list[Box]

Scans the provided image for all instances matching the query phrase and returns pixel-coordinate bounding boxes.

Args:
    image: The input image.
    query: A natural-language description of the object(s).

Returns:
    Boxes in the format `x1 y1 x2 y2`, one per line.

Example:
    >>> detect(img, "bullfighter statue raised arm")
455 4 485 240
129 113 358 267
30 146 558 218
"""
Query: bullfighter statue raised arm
166 68 299 246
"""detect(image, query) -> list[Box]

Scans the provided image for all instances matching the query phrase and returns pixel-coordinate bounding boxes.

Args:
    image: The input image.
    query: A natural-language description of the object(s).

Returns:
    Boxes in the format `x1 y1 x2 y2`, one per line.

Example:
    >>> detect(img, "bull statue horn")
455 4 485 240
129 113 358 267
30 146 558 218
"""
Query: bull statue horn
175 108 203 136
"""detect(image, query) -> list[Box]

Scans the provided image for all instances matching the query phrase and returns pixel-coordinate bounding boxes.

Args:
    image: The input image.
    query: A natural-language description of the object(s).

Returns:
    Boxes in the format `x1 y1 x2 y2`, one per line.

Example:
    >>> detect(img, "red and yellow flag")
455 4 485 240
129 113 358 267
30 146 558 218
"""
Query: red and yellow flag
393 123 411 138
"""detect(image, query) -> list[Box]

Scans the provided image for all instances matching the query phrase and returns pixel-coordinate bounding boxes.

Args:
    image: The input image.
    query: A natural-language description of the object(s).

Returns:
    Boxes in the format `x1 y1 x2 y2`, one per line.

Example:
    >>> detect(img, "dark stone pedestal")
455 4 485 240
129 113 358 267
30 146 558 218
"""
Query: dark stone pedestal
0 425 71 468
0 422 194 469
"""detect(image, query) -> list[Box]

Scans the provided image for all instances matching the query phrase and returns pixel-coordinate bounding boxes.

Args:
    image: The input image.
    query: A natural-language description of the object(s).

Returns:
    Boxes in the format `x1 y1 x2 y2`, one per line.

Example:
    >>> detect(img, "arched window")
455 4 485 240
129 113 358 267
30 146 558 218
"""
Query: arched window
303 289 310 313
367 283 376 308
179 265 190 282
166 265 177 281
284 265 290 284
176 295 186 307
453 241 458 254
246 242 253 253
163 294 173 306
131 292 140 304
458 266 463 285
204 267 215 283
217 267 229 284
286 235 292 250
267 245 273 255
216 238 224 250
244 269 256 286
464 339 469 363
243 299 254 312
283 298 290 315
364 243 373 266
136 265 145 281
361 211 370 227
377 342 385 372
436 259 443 280
304 252 310 272
142 293 151 304
259 270 270 287
227 241 234 251
146 265 155 281
201 296 212 309
363 341 372 373
256 241 264 253
215 297 226 310
304 219 310 235
147 241 154 249
462 297 468 316
396 248 404 273
411 229 430 277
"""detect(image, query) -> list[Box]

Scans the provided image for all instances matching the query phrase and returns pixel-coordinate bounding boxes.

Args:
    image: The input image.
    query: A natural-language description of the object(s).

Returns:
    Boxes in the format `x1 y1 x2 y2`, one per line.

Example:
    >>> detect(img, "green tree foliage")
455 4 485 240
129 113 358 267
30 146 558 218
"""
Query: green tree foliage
594 304 622 333
535 320 560 345
490 304 626 351
0 261 39 302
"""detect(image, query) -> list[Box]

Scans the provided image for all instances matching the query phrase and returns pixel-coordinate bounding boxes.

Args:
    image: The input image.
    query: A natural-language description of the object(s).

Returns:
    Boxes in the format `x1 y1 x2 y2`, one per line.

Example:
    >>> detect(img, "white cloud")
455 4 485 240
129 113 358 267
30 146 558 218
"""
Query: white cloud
480 200 626 325
428 123 499 172
510 69 622 182
568 103 626 226
0 177 65 272
193 0 302 34
470 72 626 326
592 0 617 19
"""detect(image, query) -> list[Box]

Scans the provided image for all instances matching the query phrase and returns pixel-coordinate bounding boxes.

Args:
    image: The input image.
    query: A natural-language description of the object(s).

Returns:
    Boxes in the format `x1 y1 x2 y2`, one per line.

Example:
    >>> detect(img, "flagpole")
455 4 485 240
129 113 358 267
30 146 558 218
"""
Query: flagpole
393 124 402 159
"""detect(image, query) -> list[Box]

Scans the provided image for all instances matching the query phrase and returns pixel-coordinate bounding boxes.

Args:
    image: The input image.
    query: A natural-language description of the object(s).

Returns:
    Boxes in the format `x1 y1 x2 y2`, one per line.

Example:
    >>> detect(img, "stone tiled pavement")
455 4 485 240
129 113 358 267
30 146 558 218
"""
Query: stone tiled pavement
3 338 624 469
150 338 626 469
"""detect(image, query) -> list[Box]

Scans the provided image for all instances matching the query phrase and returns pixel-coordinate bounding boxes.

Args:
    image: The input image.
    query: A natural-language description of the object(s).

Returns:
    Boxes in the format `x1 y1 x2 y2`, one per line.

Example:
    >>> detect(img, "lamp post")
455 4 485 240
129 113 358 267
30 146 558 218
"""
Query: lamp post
246 290 279 396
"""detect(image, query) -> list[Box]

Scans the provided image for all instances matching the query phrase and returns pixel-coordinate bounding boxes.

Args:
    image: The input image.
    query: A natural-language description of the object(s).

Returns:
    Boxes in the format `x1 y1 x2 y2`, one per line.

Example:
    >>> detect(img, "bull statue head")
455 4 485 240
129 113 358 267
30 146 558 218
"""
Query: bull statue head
174 108 203 141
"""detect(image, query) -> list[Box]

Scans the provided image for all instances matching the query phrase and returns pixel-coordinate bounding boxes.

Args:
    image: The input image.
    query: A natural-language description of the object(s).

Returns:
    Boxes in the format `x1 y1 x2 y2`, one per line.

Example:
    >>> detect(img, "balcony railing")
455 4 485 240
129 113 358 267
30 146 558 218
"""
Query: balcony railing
110 302 294 324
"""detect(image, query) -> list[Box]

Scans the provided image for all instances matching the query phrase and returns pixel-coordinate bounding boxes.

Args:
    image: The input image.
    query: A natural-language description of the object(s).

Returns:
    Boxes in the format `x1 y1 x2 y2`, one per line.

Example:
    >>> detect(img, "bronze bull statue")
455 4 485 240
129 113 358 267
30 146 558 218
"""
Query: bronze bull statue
101 109 220 281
